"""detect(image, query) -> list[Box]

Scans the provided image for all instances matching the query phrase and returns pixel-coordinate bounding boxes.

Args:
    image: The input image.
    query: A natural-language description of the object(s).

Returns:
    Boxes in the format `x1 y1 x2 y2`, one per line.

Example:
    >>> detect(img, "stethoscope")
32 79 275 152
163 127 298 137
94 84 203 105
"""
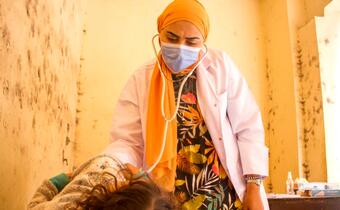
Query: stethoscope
142 34 208 175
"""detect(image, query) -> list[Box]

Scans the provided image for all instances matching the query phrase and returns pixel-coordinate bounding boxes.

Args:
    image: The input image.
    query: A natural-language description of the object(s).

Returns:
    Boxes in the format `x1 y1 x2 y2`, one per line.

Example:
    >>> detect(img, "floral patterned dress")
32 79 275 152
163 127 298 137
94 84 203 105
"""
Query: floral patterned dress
172 71 242 210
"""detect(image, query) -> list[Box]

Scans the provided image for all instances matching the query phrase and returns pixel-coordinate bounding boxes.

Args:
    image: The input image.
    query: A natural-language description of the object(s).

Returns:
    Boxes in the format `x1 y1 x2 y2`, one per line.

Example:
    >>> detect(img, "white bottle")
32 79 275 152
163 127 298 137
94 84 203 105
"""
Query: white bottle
286 171 294 194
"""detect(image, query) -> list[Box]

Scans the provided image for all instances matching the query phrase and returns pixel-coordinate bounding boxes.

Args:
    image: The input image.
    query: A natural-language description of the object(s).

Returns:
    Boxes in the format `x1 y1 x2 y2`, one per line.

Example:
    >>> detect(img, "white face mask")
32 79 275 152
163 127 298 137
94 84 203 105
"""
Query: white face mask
160 42 201 72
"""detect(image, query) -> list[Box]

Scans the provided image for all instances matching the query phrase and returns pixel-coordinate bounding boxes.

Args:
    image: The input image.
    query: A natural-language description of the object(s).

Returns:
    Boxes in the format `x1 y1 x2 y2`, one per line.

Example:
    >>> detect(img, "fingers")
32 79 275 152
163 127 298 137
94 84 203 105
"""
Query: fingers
124 163 140 174
65 172 73 179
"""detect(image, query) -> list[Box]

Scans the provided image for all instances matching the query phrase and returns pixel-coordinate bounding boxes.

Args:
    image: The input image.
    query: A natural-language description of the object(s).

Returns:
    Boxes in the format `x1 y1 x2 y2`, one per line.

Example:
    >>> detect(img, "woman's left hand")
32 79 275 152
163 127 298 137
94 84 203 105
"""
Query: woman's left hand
242 183 264 210
66 172 73 180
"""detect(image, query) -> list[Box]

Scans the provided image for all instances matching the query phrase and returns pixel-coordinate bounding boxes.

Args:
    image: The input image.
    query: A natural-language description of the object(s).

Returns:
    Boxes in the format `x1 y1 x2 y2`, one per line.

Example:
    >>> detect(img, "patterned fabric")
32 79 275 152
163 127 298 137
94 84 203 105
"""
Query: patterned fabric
27 155 125 210
173 71 242 210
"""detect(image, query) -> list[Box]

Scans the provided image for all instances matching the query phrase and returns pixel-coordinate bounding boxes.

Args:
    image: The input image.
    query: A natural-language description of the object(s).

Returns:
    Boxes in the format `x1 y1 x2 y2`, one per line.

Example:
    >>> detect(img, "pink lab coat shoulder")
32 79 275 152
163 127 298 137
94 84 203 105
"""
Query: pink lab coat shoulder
103 48 269 208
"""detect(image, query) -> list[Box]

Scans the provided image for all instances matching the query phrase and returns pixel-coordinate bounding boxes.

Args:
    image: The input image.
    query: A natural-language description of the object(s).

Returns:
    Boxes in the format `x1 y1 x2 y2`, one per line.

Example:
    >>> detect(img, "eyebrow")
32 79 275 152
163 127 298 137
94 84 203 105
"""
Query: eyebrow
166 31 179 38
166 31 201 40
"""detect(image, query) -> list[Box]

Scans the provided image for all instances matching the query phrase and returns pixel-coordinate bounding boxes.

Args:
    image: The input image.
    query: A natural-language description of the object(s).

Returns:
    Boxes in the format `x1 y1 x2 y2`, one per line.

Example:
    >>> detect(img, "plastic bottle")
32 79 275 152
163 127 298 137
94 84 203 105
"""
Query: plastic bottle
286 171 294 194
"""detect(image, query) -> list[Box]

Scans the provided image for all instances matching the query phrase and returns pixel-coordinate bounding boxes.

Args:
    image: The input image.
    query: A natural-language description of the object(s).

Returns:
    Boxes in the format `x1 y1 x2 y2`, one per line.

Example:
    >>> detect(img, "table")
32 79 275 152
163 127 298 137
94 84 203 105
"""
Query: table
268 196 340 210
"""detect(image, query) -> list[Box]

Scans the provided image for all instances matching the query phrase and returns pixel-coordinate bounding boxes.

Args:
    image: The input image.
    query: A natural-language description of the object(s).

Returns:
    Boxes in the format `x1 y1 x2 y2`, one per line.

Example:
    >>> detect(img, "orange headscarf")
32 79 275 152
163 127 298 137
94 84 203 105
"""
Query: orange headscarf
145 0 210 191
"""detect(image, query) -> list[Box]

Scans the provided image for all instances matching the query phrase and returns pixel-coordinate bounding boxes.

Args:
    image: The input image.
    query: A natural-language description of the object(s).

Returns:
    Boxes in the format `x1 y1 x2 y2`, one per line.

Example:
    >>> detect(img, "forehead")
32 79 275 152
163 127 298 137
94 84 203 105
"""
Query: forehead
162 21 203 39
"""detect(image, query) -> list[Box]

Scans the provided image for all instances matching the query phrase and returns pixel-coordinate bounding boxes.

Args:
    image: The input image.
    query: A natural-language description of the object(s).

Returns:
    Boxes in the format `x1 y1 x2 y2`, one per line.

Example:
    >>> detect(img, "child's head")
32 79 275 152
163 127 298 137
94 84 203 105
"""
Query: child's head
77 168 177 210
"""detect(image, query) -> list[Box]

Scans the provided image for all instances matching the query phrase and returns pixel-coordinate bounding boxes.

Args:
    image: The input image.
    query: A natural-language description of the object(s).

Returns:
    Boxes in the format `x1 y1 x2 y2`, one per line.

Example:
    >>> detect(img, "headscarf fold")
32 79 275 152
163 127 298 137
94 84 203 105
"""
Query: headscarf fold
157 0 210 41
145 0 210 191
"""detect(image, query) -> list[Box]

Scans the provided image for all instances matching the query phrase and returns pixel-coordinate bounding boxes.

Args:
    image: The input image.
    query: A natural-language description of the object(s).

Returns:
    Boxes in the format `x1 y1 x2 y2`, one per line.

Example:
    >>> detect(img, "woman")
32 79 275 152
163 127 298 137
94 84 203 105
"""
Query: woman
103 0 269 209
27 155 176 210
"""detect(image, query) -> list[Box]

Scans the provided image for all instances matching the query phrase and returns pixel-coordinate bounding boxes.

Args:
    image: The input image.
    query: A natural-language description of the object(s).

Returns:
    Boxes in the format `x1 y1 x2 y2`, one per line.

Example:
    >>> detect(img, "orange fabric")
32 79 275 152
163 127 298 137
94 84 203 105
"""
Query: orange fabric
157 0 210 40
145 56 178 191
145 0 210 191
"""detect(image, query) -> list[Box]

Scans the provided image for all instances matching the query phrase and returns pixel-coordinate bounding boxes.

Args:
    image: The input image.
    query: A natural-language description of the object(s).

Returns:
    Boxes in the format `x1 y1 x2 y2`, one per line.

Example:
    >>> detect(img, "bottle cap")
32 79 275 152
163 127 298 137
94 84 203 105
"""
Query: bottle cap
288 171 292 179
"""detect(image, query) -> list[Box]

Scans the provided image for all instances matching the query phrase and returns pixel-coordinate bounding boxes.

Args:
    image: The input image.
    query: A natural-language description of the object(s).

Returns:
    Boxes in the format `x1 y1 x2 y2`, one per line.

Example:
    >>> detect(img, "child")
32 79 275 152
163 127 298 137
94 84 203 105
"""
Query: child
28 155 176 210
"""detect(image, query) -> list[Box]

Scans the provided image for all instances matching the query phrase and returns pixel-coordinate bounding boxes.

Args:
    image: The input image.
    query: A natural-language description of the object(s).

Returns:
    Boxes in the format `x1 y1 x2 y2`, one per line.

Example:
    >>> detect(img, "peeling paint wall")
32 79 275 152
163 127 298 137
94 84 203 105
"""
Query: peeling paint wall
261 0 300 193
5 0 336 207
315 1 340 183
0 0 84 209
297 19 327 182
261 0 331 193
293 0 340 184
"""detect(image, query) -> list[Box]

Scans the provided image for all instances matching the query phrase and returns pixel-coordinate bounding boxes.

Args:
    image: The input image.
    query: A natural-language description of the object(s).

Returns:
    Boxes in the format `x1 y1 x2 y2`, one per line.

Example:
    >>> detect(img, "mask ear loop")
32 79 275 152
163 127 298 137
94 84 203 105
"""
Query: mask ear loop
152 34 178 82
146 34 209 175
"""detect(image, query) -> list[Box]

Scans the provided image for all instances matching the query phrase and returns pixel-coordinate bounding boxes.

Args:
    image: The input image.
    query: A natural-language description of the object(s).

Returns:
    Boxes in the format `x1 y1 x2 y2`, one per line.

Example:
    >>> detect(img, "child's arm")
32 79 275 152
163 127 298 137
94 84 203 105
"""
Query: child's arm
27 173 71 210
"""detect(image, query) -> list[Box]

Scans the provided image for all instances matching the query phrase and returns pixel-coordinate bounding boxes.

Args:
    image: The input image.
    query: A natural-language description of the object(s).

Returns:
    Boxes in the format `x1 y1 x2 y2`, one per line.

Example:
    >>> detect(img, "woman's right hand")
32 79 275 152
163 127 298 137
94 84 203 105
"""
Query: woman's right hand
125 163 140 175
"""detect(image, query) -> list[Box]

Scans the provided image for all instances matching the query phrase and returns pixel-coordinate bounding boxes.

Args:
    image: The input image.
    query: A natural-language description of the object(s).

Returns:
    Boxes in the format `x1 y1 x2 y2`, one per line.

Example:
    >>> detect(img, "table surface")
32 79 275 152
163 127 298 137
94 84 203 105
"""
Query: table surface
268 196 340 210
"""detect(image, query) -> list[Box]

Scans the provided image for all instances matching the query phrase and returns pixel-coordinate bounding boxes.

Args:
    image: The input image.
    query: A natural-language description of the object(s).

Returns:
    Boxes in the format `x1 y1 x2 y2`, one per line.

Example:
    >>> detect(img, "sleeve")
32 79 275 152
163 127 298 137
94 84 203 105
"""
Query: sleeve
27 173 71 209
225 55 268 177
27 180 59 210
102 73 144 168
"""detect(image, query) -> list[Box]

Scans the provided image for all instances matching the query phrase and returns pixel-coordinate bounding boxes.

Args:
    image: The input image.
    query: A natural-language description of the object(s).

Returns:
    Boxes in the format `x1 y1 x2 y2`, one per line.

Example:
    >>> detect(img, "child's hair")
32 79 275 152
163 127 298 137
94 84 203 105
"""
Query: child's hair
77 168 177 210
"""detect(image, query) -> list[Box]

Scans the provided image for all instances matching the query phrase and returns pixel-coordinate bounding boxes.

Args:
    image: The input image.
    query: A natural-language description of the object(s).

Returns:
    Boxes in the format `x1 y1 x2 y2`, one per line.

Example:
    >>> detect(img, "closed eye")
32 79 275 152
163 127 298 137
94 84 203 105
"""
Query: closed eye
166 37 178 43
186 40 199 46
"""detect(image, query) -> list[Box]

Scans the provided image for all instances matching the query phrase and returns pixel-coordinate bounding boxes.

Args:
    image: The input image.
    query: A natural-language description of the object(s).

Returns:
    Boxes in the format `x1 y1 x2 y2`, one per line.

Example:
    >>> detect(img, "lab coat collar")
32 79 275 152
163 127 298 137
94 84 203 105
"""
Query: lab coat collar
197 50 217 98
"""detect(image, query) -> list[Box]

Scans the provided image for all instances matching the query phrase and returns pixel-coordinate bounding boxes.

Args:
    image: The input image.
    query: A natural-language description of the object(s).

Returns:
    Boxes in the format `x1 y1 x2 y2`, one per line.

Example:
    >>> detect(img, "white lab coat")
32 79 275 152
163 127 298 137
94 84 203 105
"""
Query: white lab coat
103 48 269 209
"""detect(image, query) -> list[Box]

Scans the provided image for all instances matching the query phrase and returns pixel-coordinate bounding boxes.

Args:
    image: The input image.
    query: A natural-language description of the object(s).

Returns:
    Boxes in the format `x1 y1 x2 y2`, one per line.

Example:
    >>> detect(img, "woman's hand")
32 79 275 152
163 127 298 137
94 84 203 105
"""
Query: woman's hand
66 172 73 180
125 163 140 174
242 183 264 210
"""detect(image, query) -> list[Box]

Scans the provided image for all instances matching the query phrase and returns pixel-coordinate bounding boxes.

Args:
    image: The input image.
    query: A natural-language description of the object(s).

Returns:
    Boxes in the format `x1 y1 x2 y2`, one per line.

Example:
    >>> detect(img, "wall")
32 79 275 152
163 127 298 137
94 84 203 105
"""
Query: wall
75 0 268 167
297 19 327 182
315 0 340 183
261 0 331 193
260 0 300 193
0 1 335 208
292 0 339 184
0 0 84 209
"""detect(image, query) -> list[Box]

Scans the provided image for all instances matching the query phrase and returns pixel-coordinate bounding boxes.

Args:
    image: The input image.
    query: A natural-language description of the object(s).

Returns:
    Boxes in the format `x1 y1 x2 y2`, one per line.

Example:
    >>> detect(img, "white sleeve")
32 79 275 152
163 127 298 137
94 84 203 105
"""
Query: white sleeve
225 55 268 176
102 74 144 167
